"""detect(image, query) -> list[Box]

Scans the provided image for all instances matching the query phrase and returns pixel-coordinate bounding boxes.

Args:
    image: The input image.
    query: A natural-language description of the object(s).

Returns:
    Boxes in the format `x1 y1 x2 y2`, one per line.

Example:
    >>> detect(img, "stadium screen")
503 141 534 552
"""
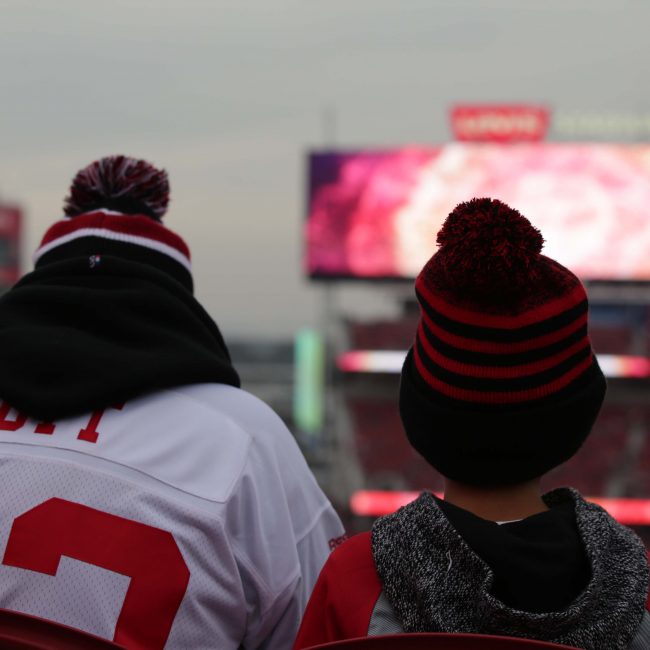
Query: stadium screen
0 205 21 292
306 144 650 281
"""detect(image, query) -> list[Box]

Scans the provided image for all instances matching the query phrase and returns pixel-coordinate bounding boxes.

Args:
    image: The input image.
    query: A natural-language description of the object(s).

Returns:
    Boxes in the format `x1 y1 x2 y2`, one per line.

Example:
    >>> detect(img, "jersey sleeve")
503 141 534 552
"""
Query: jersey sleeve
216 396 345 649
240 502 346 650
293 532 383 649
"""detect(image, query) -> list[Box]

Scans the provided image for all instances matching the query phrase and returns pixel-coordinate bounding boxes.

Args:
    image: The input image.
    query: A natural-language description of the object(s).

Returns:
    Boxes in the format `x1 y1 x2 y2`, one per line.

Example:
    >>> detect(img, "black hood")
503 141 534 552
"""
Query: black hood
0 253 240 421
435 496 591 614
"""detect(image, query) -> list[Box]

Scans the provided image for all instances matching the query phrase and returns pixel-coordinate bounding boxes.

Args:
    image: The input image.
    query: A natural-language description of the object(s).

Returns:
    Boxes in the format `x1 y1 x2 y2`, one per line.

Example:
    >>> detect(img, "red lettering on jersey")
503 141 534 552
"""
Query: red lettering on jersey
77 404 124 443
3 498 190 650
328 533 349 551
0 402 27 431
34 422 56 435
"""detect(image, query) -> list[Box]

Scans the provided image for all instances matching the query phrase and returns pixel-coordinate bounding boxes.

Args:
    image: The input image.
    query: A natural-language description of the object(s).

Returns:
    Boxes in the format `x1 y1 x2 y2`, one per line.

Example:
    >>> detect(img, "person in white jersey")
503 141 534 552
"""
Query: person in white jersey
0 156 345 649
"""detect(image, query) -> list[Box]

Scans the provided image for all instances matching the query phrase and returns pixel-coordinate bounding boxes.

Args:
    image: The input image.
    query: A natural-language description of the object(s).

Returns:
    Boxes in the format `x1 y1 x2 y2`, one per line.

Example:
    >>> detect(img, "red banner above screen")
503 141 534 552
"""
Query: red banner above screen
450 105 550 142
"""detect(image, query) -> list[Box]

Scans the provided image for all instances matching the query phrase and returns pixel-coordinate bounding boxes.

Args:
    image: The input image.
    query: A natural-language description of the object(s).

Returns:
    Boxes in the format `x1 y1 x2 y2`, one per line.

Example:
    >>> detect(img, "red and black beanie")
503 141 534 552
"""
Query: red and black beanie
400 198 606 486
33 155 193 291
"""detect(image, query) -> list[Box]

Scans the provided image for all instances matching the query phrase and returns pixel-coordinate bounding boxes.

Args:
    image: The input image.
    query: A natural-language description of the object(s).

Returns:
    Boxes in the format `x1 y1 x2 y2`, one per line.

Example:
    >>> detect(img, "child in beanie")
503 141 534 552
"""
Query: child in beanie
294 198 649 650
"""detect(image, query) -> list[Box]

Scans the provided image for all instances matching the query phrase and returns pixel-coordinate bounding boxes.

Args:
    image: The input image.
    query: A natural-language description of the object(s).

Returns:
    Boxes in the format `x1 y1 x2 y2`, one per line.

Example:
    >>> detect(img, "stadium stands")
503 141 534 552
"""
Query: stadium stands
340 312 650 508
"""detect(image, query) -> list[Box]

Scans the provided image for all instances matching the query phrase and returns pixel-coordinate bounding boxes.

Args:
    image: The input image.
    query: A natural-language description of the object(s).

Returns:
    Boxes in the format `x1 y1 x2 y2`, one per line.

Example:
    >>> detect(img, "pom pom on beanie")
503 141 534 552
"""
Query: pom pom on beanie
63 155 169 221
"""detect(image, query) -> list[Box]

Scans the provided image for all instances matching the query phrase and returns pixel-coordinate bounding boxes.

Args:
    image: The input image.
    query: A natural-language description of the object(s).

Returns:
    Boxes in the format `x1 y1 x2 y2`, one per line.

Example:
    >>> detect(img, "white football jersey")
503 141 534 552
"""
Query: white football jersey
0 384 344 649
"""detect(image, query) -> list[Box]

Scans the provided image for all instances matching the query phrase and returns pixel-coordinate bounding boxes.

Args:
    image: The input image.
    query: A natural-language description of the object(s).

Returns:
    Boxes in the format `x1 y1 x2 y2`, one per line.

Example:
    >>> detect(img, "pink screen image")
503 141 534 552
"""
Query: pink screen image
306 144 650 280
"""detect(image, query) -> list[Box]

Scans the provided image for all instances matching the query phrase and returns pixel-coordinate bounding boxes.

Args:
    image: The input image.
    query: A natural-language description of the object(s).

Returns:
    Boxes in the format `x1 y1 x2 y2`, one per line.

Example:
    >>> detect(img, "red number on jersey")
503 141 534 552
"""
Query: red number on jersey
2 498 190 650
0 402 27 431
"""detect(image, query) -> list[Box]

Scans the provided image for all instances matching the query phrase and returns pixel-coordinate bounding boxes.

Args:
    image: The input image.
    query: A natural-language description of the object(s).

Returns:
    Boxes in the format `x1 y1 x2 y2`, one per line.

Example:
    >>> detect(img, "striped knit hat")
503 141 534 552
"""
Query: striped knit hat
34 156 193 291
400 198 606 485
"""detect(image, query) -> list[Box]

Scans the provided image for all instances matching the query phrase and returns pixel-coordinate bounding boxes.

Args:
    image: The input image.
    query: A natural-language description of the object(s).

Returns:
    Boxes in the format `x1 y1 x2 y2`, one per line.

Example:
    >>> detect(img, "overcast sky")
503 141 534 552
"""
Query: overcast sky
1 0 648 339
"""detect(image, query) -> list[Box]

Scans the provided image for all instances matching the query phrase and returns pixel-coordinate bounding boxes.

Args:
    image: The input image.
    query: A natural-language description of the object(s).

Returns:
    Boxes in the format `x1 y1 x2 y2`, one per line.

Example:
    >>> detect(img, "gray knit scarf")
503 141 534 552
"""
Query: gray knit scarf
372 488 648 650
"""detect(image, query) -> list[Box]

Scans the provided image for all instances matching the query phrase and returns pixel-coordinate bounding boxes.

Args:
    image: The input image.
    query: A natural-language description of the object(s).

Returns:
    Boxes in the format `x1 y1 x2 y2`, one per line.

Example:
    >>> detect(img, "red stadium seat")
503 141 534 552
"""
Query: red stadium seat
304 633 580 650
0 608 125 649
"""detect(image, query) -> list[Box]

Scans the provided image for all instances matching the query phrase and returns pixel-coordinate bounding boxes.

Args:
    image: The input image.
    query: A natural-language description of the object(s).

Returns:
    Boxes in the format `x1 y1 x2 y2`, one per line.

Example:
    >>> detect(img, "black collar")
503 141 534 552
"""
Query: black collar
0 254 239 421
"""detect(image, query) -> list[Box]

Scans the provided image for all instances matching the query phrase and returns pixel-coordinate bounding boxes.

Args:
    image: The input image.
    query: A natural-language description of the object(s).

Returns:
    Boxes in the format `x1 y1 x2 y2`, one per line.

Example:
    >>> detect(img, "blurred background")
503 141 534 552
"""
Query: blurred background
2 0 650 537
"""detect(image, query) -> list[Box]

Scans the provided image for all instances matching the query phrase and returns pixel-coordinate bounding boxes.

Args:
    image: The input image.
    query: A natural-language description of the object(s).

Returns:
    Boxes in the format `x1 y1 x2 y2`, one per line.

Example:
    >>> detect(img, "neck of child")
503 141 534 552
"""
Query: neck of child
443 478 547 522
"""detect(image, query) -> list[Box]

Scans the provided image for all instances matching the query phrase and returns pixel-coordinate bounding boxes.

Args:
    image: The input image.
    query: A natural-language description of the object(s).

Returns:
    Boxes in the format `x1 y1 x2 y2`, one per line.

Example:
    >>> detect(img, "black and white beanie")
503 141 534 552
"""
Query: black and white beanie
33 155 193 291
